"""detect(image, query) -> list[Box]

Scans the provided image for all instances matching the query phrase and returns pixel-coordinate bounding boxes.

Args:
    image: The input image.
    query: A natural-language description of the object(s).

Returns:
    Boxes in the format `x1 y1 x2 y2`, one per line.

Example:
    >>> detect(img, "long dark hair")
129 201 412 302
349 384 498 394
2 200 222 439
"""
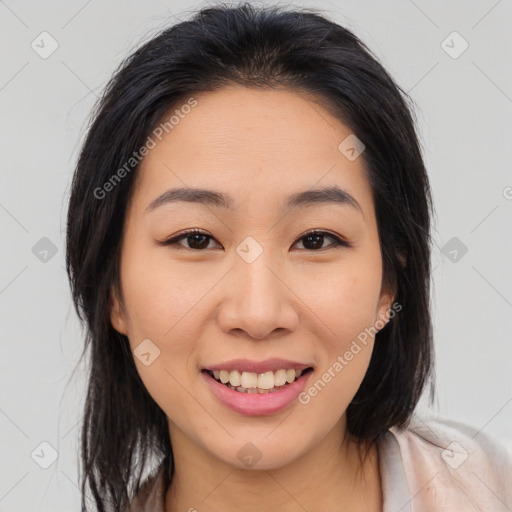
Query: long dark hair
65 3 435 510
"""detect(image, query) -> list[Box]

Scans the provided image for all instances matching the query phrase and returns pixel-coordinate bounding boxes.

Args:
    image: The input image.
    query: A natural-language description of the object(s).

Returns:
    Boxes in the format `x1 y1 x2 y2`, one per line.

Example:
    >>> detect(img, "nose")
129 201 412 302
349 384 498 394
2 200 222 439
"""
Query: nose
216 247 299 340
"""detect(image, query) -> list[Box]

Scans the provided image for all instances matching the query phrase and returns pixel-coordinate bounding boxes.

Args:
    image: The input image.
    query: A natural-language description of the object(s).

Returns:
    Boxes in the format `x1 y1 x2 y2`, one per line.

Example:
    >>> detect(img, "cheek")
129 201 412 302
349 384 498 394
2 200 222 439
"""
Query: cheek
119 247 203 412
120 244 212 342
298 298 378 424
296 347 372 436
297 260 381 410
303 260 382 343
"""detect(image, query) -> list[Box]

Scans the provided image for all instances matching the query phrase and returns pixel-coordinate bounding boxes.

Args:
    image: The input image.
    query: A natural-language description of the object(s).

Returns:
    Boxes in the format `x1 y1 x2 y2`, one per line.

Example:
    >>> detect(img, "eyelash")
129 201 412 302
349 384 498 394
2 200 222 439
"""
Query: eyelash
159 228 350 251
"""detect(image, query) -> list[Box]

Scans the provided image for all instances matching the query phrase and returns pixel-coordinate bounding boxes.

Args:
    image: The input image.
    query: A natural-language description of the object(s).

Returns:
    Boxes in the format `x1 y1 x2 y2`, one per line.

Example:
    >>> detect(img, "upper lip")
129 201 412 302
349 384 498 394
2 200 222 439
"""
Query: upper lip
203 358 314 374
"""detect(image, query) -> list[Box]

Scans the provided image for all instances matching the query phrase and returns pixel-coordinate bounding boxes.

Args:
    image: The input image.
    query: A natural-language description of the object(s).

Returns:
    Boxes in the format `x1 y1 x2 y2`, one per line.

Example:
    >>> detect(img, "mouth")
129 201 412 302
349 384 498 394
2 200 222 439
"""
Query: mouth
201 367 314 394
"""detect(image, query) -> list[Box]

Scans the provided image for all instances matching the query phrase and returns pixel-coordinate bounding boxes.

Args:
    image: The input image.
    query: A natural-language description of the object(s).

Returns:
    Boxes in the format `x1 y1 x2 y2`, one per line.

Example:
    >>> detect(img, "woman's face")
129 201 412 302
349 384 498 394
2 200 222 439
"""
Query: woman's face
110 86 394 470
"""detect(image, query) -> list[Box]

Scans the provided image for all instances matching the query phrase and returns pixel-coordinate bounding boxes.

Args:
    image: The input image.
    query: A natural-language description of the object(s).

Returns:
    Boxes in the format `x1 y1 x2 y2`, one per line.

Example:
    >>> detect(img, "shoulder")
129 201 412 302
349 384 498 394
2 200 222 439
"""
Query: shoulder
388 412 512 511
123 462 167 512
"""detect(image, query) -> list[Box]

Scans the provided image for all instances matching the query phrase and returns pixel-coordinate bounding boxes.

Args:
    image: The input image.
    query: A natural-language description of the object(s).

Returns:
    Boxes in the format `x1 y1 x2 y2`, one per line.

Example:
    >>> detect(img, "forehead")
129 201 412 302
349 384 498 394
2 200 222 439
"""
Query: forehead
131 86 374 219
153 86 350 157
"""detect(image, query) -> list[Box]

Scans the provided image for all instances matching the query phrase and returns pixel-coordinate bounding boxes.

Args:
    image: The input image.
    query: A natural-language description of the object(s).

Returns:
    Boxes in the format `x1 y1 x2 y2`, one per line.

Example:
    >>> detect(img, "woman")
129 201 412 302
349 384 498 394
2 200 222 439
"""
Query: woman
65 3 511 511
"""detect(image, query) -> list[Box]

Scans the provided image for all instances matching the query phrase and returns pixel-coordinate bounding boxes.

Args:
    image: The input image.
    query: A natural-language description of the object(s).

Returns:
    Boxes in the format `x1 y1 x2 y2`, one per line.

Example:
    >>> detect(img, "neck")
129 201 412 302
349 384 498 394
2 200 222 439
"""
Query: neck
165 417 382 512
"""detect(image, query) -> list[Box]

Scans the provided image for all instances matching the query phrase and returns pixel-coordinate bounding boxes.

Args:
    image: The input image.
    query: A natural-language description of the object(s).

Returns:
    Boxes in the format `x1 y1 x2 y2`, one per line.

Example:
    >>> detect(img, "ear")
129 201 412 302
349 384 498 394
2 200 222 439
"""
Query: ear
109 285 128 335
375 283 396 331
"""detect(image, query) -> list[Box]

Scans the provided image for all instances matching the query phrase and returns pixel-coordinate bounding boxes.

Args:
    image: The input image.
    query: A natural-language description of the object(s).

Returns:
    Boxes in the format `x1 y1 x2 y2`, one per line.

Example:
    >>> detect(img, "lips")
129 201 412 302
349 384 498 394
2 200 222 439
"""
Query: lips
201 365 314 415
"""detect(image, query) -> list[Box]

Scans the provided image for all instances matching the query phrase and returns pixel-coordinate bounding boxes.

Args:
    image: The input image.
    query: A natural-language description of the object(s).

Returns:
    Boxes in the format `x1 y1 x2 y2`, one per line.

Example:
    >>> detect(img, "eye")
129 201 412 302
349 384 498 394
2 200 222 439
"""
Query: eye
160 229 219 250
159 229 350 251
292 230 349 251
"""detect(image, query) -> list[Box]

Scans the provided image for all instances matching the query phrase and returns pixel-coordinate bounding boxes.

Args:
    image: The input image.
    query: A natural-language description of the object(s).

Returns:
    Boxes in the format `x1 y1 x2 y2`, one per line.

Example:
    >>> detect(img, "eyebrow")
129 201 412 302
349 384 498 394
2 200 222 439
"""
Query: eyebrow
145 185 364 216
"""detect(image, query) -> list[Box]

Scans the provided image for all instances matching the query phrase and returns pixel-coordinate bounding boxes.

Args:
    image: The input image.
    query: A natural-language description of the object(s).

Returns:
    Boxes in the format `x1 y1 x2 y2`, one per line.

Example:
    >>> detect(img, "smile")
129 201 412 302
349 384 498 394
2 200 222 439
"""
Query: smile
201 365 314 416
203 367 314 393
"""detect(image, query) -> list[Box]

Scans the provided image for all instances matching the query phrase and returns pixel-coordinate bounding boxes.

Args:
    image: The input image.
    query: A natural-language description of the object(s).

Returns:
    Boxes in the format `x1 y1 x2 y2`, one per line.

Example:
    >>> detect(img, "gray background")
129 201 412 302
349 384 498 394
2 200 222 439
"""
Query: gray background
1 0 511 510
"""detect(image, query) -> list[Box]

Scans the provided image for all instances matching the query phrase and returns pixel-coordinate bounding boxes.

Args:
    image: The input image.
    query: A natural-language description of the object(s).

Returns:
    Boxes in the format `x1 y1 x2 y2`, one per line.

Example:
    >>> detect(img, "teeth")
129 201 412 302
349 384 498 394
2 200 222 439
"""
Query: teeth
274 369 287 386
257 371 274 390
240 371 258 388
229 370 241 387
286 369 296 383
231 383 287 394
210 367 307 391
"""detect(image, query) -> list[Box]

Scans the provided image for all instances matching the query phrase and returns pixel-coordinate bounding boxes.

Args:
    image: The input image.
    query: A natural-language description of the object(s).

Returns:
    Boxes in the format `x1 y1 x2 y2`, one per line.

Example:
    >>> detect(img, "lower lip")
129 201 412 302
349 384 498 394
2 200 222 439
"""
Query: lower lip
201 369 313 416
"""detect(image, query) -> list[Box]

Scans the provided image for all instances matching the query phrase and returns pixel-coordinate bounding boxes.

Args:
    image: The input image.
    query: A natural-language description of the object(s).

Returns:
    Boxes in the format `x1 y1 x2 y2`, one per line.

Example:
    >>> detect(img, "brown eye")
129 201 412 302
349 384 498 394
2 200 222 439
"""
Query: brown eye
160 229 349 251
160 229 219 250
293 230 349 251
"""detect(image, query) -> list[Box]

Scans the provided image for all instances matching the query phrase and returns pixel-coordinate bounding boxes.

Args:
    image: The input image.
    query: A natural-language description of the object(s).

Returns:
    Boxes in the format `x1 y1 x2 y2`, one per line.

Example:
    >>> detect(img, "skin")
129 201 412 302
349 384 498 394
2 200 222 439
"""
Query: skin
110 86 395 512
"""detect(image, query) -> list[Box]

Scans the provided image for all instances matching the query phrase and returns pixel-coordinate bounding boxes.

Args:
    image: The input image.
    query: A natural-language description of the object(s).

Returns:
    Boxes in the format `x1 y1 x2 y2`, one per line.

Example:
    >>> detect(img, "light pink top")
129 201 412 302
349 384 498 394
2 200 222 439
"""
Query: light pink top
125 413 512 511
